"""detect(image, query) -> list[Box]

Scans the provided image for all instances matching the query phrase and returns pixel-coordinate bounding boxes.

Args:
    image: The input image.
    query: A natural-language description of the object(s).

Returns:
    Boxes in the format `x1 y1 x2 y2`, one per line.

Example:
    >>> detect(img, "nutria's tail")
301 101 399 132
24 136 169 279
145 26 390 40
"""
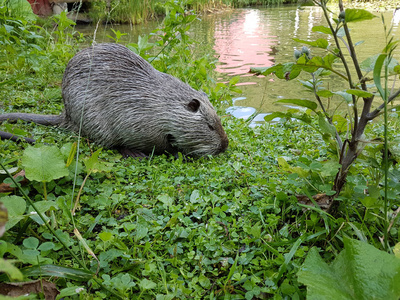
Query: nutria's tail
0 113 62 126
0 130 36 144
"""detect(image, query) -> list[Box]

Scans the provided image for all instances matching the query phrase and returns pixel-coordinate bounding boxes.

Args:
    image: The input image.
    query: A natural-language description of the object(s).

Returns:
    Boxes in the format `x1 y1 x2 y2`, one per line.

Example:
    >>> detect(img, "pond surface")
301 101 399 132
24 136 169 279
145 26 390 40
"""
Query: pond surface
77 5 400 123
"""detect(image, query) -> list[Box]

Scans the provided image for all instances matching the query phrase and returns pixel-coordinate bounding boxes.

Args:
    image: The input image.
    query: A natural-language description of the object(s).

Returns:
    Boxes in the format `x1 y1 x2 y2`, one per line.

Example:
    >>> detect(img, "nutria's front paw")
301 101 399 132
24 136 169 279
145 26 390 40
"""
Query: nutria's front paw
118 147 147 159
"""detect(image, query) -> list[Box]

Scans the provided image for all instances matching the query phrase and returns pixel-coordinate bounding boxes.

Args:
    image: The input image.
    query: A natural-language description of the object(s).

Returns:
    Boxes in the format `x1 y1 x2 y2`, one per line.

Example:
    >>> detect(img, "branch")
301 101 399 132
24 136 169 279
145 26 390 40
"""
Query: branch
367 88 400 120
340 2 366 91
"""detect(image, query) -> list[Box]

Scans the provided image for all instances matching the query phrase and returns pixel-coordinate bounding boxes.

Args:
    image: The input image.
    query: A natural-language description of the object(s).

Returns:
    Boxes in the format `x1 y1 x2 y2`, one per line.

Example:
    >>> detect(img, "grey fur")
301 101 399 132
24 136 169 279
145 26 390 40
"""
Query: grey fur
0 113 61 126
1 43 228 157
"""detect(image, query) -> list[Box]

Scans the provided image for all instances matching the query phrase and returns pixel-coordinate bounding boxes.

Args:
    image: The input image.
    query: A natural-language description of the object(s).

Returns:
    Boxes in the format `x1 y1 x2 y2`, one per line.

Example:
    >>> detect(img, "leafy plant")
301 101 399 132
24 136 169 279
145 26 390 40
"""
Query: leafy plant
298 238 400 300
252 0 400 216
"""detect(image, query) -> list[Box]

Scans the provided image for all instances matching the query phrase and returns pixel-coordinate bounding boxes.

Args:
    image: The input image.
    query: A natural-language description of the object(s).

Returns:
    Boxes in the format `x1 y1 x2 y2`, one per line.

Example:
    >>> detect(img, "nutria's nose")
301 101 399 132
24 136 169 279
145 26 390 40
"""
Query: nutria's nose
220 135 229 152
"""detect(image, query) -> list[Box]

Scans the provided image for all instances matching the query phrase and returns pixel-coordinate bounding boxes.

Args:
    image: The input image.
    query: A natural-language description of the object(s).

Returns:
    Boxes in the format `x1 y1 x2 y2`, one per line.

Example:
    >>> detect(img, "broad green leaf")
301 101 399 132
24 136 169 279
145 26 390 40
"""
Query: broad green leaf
278 157 308 177
293 38 329 49
332 115 348 132
333 91 352 103
28 201 58 225
139 278 157 290
99 232 113 242
0 258 23 281
394 243 400 259
264 112 289 122
29 201 58 215
394 65 400 75
229 76 240 86
29 211 50 226
373 54 387 99
318 115 336 137
317 90 334 98
287 64 303 79
320 160 341 177
21 264 93 281
272 63 288 79
297 54 338 73
8 0 36 21
251 63 301 80
346 89 374 98
344 9 377 23
360 196 378 209
360 54 399 73
298 238 400 300
22 145 69 182
249 65 277 75
337 27 346 38
84 149 111 174
277 157 291 171
157 194 174 207
135 216 149 242
190 190 201 203
23 237 39 249
309 162 322 171
38 242 55 251
57 286 85 299
199 274 211 288
298 247 352 299
312 25 332 35
1 195 26 230
297 56 319 73
276 99 318 111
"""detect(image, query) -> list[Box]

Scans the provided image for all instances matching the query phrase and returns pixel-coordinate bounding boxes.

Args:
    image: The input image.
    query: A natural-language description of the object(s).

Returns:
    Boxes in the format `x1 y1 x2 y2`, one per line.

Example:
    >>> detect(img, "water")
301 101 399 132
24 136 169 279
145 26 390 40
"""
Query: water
77 5 400 122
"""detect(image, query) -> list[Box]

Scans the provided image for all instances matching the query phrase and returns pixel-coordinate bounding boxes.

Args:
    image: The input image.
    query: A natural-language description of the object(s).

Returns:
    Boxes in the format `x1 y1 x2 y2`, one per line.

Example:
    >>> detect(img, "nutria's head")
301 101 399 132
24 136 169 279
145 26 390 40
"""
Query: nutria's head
165 92 229 157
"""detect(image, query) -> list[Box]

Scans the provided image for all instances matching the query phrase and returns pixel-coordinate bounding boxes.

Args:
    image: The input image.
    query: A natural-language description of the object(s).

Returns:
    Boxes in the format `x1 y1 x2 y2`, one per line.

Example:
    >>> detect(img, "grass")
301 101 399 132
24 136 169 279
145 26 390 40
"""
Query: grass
83 0 297 24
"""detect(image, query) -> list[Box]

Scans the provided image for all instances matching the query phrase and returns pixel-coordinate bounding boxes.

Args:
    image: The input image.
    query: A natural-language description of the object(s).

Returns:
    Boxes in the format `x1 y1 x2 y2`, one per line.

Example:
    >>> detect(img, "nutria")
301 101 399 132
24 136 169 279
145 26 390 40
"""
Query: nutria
0 43 229 157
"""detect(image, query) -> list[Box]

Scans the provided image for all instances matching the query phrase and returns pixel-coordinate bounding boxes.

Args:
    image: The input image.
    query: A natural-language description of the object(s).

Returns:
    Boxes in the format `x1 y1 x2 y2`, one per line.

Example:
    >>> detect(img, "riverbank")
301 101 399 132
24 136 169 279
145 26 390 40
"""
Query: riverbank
343 0 399 10
67 0 400 25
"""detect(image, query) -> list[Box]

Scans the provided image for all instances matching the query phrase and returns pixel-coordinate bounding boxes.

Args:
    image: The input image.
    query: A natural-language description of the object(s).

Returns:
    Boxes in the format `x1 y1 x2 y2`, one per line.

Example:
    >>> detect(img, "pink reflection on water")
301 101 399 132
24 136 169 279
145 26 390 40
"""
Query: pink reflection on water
214 9 278 77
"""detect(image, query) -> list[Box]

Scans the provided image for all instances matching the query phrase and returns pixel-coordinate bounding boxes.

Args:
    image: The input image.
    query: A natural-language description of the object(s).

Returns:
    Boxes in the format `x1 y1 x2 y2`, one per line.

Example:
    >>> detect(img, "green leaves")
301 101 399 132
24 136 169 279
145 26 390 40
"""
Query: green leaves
276 99 318 111
345 89 373 98
318 114 336 137
312 25 332 35
360 54 399 74
22 264 93 281
21 145 69 183
344 9 377 23
293 38 329 49
374 53 388 99
84 149 112 174
298 238 400 300
0 259 23 281
1 195 26 230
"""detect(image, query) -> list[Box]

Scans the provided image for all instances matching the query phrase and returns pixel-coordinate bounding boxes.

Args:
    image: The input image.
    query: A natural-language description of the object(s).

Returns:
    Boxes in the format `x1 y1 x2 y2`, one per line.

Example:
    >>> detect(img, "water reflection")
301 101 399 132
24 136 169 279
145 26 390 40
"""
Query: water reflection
213 9 278 76
77 6 400 124
201 6 400 125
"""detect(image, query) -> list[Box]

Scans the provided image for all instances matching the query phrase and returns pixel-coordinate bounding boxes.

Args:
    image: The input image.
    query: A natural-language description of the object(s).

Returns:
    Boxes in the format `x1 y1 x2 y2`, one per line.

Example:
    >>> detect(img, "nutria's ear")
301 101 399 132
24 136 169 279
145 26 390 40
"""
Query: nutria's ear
187 99 200 113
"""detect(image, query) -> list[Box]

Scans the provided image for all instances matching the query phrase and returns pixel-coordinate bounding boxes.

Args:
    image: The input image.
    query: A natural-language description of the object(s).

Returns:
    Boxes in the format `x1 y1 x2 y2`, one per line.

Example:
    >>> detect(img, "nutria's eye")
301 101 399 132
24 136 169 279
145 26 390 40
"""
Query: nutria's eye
208 124 215 131
187 99 200 113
